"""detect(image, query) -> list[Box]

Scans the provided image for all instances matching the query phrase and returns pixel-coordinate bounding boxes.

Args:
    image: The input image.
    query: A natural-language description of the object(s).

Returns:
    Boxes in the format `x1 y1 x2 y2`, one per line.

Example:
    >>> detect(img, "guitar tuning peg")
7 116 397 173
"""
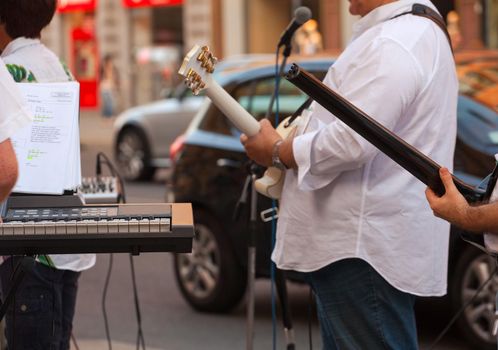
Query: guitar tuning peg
197 46 217 73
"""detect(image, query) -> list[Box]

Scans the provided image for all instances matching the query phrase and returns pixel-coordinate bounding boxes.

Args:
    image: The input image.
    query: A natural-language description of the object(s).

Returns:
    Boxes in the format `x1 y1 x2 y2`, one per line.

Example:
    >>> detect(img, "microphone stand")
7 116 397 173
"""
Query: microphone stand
234 163 263 350
237 39 297 350
265 42 296 350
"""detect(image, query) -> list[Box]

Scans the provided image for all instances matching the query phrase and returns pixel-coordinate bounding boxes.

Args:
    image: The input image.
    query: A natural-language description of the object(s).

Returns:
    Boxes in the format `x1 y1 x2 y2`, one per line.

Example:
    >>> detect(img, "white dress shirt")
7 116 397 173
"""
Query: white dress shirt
274 0 457 296
0 59 32 142
1 38 72 82
2 37 95 272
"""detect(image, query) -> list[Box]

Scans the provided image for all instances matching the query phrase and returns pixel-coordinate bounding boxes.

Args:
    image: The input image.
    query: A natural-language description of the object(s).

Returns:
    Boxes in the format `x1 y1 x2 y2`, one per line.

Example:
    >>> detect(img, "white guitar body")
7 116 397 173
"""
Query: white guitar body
179 45 301 199
253 116 300 199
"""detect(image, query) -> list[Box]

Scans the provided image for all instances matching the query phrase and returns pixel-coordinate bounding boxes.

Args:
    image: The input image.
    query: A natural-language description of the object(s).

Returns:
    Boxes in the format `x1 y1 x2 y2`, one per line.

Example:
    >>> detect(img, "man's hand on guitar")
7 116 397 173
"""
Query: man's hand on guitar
425 167 472 229
240 119 282 167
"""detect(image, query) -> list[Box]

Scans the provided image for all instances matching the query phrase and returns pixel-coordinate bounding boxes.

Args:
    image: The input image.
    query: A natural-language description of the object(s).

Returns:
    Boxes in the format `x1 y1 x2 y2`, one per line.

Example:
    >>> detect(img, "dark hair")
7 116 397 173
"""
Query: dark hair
0 0 57 39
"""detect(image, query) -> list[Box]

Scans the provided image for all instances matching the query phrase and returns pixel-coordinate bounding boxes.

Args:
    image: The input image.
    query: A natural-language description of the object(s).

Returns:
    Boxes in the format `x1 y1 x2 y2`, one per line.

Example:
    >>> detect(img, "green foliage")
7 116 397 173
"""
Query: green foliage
5 63 37 83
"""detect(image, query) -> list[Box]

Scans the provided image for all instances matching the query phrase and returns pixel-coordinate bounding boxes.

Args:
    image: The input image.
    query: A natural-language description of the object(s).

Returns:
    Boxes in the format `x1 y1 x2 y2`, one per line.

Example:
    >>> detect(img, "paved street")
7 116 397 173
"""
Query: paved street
72 111 474 350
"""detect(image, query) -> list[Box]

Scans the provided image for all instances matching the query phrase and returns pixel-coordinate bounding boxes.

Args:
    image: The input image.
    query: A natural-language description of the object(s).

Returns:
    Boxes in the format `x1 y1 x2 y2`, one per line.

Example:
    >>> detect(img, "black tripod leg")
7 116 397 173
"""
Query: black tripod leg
275 268 295 350
0 256 36 322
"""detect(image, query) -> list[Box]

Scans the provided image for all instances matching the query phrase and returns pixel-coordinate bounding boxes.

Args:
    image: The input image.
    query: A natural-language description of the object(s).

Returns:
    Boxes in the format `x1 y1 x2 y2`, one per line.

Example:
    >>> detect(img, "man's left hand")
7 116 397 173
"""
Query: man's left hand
425 167 471 228
240 119 282 167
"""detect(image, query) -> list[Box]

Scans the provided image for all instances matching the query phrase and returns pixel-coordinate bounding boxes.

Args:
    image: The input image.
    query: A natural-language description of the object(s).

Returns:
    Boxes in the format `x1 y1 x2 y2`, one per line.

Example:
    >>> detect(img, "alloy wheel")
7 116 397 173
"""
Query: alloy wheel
177 223 221 299
117 130 147 180
461 253 498 344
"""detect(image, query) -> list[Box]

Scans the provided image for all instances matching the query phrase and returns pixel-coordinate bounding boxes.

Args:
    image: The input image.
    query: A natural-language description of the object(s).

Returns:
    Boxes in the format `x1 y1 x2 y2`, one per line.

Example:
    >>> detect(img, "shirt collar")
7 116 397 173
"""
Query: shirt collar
351 0 437 41
1 37 41 58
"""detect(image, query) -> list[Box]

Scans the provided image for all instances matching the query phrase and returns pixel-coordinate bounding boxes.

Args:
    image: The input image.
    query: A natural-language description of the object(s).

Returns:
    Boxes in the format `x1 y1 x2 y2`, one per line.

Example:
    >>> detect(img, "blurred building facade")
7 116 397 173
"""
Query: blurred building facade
43 0 498 110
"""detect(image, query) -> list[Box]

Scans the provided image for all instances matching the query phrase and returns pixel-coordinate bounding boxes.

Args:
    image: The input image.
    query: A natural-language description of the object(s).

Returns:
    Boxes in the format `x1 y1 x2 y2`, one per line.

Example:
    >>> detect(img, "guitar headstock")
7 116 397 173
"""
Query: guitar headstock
178 45 218 95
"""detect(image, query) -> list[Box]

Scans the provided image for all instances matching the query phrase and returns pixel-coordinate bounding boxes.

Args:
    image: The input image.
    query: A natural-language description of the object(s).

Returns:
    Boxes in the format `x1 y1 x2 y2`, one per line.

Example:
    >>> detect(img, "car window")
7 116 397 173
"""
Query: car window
199 71 326 136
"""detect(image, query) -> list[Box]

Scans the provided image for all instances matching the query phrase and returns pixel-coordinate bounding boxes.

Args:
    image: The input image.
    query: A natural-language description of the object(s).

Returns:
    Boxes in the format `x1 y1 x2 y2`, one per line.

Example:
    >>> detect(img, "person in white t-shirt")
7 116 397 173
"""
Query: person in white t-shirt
241 0 457 348
0 1 94 349
0 61 32 202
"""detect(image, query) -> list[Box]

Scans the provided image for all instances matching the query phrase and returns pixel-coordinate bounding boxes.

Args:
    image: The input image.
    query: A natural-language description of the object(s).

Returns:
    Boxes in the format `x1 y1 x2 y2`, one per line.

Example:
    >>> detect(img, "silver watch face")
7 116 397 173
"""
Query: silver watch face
271 140 285 170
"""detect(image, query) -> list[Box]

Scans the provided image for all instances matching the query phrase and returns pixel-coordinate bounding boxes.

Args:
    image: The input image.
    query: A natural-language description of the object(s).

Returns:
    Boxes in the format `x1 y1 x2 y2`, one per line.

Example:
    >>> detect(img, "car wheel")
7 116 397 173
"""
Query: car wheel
173 210 247 313
450 245 498 350
115 127 155 181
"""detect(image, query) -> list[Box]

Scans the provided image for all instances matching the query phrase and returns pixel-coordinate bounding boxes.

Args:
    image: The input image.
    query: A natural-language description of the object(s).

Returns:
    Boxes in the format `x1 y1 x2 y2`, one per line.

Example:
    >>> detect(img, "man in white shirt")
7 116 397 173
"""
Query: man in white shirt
0 61 32 202
241 0 457 348
0 1 94 349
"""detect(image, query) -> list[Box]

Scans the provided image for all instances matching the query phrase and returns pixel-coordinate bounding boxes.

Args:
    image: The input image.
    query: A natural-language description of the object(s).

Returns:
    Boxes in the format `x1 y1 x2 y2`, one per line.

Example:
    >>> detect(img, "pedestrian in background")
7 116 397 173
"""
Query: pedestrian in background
100 54 120 119
295 19 323 56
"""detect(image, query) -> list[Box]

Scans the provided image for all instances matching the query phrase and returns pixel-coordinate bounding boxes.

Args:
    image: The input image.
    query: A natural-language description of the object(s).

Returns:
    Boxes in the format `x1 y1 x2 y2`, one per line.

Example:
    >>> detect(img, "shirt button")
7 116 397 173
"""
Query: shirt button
20 304 27 312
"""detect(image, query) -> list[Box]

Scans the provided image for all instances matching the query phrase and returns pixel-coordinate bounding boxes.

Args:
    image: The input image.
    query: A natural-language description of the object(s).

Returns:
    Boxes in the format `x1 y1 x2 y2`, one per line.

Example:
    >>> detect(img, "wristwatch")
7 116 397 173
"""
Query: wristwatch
271 140 287 170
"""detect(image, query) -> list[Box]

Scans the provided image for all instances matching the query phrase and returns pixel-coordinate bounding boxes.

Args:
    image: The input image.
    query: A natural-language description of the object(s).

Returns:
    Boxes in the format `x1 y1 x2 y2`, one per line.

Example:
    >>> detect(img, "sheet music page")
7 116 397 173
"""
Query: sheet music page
11 82 80 195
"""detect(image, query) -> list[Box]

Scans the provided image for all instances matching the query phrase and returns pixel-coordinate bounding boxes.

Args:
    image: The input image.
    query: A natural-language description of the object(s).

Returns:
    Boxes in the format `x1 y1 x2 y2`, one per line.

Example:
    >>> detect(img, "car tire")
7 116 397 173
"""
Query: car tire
450 245 498 350
115 127 156 181
173 210 247 313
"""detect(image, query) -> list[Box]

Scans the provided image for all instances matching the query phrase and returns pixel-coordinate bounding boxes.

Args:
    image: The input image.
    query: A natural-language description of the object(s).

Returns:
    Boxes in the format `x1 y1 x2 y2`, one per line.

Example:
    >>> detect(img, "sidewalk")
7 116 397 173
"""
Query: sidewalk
71 339 163 350
80 109 115 147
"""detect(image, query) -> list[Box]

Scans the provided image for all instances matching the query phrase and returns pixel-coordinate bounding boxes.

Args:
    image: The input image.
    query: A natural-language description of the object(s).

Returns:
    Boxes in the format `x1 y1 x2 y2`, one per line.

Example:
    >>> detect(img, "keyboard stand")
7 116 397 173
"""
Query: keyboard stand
0 256 36 322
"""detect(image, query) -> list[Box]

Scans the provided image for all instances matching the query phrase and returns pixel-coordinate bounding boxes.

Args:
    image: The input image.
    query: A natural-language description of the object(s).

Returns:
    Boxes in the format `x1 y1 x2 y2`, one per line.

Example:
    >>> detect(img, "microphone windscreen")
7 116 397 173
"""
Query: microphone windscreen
295 6 312 24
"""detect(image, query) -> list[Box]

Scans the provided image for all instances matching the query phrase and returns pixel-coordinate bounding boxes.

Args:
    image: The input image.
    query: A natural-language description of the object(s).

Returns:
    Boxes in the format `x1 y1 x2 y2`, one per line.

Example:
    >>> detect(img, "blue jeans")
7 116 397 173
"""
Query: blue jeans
0 257 81 350
306 258 418 350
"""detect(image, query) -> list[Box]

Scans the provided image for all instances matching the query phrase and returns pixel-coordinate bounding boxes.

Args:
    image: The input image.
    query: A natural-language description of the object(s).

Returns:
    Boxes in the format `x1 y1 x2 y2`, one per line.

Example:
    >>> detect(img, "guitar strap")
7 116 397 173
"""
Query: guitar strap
285 98 312 126
390 3 453 52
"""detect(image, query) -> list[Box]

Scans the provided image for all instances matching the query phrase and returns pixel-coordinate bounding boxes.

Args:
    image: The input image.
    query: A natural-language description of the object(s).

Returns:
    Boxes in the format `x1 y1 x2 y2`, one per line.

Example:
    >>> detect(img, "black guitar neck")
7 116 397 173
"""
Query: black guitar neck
286 64 486 203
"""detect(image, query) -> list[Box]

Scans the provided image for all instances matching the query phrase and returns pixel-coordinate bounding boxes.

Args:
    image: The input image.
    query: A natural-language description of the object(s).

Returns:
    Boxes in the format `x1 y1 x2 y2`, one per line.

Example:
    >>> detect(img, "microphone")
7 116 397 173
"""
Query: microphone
278 6 312 48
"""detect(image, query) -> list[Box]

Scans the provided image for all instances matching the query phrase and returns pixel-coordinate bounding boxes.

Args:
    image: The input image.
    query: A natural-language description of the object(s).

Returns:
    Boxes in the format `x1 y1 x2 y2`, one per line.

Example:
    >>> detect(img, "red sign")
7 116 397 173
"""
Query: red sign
58 0 96 12
123 0 182 8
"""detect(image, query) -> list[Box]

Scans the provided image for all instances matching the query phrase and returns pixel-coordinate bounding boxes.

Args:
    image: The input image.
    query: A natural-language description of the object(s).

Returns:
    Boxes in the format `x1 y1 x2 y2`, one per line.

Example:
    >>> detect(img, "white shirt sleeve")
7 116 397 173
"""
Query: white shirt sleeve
0 60 33 143
293 37 423 191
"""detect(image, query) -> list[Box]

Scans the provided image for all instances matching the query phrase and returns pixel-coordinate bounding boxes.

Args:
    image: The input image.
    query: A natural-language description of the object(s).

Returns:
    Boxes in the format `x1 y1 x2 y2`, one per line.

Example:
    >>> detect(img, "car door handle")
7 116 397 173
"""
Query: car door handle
217 158 242 169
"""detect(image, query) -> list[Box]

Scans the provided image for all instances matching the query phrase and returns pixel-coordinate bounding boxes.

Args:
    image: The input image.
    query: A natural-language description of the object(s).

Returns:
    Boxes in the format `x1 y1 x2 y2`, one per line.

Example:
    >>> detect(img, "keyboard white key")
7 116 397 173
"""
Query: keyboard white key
98 220 108 233
87 220 98 234
67 220 77 234
76 221 88 234
150 219 160 233
118 219 129 233
128 219 139 233
55 221 67 234
139 219 150 233
160 218 170 233
24 221 35 235
44 222 56 234
12 222 24 235
2 223 14 235
34 222 46 235
108 220 119 233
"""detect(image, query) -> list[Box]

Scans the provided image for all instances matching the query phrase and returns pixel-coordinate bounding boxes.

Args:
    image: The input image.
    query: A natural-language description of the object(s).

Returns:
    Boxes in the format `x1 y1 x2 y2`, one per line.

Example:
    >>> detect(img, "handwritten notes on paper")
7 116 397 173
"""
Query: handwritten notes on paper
12 82 81 194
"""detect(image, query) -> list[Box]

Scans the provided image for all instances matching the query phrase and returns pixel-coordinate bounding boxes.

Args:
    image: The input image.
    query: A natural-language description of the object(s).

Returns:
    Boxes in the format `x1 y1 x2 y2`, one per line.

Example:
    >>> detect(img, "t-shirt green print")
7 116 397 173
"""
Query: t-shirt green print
5 63 37 83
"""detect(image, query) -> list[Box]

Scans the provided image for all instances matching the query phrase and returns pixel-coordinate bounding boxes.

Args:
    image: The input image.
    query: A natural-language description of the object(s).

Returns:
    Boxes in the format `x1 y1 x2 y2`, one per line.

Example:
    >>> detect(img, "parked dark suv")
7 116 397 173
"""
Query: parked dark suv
171 55 498 350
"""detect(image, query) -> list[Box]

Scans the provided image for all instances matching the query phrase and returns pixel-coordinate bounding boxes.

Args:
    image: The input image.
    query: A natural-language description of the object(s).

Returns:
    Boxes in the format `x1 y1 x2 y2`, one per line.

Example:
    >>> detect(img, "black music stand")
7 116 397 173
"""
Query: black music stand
0 256 36 322
234 163 296 350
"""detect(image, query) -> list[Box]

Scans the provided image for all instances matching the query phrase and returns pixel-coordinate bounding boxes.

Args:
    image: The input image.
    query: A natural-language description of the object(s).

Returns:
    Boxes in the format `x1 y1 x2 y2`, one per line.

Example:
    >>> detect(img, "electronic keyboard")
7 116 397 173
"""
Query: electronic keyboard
0 195 194 255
